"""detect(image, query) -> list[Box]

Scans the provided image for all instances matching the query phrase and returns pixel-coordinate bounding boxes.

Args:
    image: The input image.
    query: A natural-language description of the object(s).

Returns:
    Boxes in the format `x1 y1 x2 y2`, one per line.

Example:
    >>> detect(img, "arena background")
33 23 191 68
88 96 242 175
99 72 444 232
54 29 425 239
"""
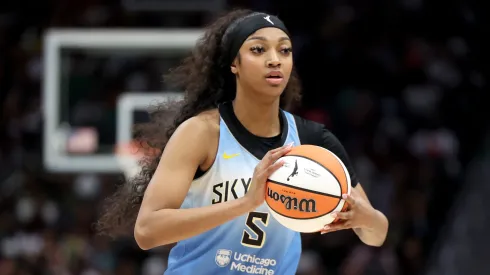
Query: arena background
0 0 488 274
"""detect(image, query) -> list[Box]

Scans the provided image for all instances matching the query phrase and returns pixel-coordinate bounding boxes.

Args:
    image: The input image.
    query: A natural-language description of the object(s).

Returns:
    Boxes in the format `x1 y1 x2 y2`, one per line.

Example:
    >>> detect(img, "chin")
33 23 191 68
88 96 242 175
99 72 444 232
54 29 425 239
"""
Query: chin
260 85 286 97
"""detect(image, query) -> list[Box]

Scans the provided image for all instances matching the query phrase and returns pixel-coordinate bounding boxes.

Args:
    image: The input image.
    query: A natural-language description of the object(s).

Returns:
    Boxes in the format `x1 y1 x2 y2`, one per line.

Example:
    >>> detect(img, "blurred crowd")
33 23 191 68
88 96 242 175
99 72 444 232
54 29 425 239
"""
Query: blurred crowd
0 0 486 275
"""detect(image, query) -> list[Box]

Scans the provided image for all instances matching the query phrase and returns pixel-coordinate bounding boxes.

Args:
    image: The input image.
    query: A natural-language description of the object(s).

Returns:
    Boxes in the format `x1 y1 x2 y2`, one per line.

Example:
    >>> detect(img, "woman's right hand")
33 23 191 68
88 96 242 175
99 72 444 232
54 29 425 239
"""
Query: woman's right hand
244 142 294 210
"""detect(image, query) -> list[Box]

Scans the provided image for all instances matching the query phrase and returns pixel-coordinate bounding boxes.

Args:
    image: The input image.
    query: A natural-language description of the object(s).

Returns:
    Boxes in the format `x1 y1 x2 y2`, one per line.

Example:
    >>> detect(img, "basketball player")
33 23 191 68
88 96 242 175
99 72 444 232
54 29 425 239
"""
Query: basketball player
97 9 388 275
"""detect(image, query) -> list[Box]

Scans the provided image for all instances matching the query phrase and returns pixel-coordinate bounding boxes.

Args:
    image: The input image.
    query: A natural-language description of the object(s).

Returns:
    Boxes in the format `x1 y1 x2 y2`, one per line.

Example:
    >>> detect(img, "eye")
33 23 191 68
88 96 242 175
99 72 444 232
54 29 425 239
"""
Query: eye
281 47 292 55
250 46 265 54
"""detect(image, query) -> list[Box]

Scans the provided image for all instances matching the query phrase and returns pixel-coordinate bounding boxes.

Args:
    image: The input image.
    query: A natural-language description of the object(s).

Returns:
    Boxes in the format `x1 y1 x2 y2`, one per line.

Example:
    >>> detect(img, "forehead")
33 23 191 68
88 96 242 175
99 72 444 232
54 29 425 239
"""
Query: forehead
246 27 290 41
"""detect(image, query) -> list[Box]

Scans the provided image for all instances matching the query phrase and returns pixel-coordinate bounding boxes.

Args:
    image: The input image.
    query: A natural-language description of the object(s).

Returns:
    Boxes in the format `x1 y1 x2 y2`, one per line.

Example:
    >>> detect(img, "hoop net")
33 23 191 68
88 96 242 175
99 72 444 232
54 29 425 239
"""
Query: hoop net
114 141 160 180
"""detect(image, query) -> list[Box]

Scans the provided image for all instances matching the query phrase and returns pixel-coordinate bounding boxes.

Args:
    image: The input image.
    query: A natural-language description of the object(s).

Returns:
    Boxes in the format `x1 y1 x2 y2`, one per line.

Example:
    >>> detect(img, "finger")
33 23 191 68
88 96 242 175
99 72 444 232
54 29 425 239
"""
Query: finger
320 228 343 234
263 160 286 178
342 193 356 207
270 142 293 154
323 221 352 232
262 143 293 167
256 160 286 182
331 211 353 220
320 223 350 234
268 142 294 156
270 146 292 160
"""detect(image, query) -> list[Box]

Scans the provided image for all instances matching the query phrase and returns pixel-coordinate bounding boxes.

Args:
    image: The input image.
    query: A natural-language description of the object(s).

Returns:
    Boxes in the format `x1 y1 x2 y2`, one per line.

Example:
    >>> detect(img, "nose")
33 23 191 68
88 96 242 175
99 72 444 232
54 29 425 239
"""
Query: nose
266 52 281 68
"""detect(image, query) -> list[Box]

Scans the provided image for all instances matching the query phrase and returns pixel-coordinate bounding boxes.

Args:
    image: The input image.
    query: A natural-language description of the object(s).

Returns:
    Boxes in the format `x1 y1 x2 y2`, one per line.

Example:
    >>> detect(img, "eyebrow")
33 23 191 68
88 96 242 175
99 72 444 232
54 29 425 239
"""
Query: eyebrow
246 36 290 42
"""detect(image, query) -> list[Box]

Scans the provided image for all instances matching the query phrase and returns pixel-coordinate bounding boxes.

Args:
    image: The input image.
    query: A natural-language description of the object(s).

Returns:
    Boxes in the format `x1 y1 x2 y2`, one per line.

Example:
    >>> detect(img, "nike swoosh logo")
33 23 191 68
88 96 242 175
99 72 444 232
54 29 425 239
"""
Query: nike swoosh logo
223 152 240 159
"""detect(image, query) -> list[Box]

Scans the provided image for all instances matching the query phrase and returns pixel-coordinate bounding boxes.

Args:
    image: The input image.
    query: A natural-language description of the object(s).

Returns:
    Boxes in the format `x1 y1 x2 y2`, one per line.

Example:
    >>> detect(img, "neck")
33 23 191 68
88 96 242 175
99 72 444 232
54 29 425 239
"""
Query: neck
233 87 281 138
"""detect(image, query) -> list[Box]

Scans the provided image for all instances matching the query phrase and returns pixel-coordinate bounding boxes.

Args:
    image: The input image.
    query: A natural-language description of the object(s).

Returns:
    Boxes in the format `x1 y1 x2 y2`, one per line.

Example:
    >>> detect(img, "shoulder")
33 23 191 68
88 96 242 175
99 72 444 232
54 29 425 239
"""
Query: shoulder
291 114 359 186
169 109 220 167
167 108 219 155
176 108 220 138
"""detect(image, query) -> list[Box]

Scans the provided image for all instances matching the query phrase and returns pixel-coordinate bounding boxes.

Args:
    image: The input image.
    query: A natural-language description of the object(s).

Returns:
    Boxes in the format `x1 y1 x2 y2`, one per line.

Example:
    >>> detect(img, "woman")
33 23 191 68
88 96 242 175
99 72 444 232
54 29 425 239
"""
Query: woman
97 9 389 275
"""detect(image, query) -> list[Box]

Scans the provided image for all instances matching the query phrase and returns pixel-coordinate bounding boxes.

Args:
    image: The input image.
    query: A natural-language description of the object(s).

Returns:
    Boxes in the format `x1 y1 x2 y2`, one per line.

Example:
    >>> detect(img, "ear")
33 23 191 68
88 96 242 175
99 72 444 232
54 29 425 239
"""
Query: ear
230 63 238 75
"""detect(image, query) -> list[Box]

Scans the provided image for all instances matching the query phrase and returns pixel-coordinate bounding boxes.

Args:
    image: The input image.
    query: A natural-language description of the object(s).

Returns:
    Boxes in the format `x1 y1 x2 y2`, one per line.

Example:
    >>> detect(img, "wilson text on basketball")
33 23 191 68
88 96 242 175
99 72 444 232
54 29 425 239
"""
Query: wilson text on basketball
267 187 317 213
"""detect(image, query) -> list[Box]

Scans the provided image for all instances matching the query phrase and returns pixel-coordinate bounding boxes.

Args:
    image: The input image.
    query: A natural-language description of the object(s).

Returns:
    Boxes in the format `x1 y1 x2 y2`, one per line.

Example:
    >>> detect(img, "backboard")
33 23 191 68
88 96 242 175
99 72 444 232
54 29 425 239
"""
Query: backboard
42 29 200 173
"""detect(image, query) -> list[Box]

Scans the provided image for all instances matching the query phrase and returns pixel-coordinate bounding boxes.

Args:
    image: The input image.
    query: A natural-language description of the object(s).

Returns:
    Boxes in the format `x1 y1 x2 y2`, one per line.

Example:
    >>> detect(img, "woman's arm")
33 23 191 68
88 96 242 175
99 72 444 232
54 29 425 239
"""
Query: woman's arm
351 184 389 246
134 116 251 249
134 115 290 250
321 184 389 247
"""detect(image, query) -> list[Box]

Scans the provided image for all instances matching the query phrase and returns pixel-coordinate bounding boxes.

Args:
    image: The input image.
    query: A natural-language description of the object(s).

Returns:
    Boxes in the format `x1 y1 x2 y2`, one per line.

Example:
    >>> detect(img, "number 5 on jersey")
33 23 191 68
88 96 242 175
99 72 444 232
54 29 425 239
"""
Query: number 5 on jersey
241 212 269 248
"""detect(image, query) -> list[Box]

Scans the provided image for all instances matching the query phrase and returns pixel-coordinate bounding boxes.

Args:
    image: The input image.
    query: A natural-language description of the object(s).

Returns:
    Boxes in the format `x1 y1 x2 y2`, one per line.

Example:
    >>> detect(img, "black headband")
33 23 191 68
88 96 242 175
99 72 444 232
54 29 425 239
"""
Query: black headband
221 12 290 65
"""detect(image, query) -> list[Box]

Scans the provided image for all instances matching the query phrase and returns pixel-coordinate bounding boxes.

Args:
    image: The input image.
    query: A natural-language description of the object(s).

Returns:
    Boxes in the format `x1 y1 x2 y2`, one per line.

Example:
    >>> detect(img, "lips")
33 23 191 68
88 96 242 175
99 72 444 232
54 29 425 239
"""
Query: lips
266 71 284 78
265 71 284 85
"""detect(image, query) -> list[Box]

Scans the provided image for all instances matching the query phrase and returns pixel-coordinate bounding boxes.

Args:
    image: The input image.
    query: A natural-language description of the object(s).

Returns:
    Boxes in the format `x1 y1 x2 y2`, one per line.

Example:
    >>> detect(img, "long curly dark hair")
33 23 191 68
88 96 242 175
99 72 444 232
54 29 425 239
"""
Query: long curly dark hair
96 9 302 237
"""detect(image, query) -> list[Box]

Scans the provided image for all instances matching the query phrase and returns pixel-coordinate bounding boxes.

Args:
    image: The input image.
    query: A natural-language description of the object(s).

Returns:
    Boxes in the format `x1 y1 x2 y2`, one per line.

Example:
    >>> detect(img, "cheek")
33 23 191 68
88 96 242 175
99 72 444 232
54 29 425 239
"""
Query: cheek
239 56 263 78
282 59 293 80
282 56 293 71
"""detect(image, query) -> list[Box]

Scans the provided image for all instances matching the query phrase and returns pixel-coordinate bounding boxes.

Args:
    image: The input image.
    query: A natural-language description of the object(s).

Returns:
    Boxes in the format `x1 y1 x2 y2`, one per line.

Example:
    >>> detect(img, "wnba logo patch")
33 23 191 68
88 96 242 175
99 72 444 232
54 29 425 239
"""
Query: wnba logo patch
215 249 232 267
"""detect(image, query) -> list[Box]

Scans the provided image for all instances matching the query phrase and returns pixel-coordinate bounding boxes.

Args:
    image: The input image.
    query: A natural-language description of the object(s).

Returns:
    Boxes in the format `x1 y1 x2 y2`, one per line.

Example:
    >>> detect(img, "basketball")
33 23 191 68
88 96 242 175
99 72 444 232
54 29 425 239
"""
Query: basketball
266 145 351 233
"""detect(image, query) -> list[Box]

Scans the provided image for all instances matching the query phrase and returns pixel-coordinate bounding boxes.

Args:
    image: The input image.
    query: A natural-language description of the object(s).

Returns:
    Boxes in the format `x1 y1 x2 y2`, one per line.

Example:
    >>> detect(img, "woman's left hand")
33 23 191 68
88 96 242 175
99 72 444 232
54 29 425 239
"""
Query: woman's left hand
320 187 377 234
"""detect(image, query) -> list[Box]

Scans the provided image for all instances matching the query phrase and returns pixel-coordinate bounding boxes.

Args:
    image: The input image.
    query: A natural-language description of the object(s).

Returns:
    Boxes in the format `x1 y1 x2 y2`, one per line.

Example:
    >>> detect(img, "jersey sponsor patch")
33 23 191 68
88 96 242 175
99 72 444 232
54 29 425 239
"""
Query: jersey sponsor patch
215 249 277 275
215 249 232 267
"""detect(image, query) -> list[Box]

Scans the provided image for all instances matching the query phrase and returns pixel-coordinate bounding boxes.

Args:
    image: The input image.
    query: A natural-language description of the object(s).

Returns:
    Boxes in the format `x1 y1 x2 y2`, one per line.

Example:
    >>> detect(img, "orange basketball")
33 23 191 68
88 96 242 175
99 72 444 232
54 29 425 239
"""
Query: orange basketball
266 145 351 233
